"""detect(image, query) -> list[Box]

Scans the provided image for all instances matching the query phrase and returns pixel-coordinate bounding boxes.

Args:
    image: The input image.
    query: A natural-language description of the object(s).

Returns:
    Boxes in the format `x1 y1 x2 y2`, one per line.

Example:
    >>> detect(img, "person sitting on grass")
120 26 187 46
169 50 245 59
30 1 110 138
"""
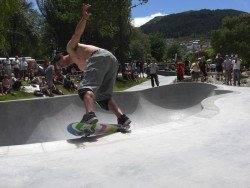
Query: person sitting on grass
124 64 132 80
1 74 17 95
38 78 53 97
2 74 11 94
63 73 78 91
54 67 65 84
10 73 22 91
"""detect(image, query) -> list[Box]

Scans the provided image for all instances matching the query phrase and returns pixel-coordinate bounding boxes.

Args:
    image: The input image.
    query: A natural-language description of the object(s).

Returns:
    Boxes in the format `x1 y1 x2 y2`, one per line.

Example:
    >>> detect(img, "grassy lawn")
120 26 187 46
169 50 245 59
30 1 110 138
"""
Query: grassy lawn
114 77 148 91
0 77 148 101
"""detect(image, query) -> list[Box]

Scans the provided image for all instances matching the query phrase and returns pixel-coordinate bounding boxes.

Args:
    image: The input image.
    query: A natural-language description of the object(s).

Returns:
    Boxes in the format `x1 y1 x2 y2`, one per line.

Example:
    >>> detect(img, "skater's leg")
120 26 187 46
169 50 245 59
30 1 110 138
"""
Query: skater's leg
83 90 95 113
108 98 123 118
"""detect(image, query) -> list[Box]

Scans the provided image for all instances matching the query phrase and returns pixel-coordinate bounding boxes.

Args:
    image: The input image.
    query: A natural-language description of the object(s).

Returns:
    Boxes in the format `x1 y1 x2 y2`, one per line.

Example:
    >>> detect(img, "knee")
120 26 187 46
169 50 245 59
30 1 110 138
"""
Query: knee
96 99 110 111
78 88 94 101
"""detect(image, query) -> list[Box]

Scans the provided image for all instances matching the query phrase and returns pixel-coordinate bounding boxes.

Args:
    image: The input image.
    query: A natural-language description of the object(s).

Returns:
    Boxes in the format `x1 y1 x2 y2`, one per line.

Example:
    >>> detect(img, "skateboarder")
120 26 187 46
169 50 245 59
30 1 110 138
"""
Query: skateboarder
53 4 131 127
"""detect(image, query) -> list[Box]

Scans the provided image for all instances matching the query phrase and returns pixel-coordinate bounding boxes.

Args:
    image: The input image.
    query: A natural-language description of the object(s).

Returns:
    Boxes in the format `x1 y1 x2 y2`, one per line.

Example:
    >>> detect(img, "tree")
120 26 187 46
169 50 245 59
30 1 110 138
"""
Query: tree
37 0 83 51
37 0 133 63
0 0 19 55
149 34 166 62
129 27 151 61
211 13 250 63
166 43 181 61
0 0 41 57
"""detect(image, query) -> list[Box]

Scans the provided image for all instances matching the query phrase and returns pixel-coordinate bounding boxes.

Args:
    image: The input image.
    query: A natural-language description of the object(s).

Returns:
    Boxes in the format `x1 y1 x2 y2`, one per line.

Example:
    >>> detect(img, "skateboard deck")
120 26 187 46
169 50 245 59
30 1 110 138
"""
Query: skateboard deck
67 122 130 137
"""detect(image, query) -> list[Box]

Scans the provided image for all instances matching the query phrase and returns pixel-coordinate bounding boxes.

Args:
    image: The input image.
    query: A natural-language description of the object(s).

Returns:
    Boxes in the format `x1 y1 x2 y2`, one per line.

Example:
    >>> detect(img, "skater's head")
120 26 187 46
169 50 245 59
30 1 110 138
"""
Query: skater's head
52 52 70 68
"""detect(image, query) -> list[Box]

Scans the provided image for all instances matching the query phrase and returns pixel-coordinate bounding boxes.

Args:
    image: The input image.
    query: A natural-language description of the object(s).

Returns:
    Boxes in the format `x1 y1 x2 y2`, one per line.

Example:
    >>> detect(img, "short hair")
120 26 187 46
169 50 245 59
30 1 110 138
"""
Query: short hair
51 53 63 65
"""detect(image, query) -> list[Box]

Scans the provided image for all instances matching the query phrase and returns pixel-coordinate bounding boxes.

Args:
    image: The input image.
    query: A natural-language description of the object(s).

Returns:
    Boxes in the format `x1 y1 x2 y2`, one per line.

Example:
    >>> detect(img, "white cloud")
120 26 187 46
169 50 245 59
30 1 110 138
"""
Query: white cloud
131 13 167 27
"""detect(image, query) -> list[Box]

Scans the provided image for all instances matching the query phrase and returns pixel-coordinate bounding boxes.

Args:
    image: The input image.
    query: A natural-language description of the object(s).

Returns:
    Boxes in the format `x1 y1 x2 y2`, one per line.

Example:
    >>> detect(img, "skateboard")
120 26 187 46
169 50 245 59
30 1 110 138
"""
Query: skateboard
67 122 130 137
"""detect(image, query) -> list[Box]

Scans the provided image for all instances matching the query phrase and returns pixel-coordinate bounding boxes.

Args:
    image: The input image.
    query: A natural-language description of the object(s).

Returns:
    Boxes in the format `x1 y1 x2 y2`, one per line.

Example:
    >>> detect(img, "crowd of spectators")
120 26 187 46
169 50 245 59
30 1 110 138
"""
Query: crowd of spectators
0 52 247 98
0 56 79 97
123 59 160 87
175 53 245 86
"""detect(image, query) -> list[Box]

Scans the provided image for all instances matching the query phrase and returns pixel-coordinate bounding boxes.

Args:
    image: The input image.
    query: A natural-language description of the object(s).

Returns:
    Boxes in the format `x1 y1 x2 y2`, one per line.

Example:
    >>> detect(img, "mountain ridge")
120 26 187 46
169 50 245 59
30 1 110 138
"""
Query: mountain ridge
140 9 246 38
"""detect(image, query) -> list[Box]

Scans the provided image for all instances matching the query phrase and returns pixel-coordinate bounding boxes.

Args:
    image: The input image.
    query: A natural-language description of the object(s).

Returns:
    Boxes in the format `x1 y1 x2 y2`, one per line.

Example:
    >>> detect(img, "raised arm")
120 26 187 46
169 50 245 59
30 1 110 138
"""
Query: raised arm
66 4 91 54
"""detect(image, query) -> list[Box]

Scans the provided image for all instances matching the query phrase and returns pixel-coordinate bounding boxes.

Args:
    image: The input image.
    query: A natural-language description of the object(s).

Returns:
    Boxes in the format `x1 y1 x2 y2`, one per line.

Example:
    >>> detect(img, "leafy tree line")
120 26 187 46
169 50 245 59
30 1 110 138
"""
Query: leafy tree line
1 1 249 67
0 0 42 57
36 0 132 65
211 13 250 63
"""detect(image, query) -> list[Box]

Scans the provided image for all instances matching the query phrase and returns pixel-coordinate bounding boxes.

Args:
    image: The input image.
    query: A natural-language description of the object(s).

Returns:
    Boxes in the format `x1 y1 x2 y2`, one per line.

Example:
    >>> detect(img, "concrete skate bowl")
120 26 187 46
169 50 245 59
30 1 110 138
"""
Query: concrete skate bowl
0 83 231 147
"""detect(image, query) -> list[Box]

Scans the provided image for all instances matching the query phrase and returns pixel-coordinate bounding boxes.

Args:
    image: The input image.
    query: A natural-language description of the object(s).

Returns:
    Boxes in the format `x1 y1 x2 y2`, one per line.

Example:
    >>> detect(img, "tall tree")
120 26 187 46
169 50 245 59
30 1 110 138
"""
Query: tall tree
0 0 41 57
37 0 83 51
37 1 131 55
149 34 166 62
130 27 151 61
0 0 19 55
211 13 250 63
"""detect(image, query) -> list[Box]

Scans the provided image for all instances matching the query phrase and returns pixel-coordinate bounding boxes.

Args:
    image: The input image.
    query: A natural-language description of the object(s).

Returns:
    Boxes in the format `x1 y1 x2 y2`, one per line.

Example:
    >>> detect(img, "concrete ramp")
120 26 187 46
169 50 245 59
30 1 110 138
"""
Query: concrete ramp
0 83 224 146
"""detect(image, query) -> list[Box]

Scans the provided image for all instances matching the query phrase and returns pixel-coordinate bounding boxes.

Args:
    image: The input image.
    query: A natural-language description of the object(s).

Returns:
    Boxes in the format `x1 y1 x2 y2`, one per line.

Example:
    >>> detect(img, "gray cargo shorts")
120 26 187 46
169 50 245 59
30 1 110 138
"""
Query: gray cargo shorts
78 49 119 101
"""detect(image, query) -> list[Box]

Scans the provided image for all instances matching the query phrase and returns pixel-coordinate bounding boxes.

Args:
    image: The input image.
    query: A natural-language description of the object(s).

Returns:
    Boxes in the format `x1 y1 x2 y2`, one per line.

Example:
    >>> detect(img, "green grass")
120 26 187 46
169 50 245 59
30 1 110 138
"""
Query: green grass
0 91 35 101
114 77 148 91
0 77 148 101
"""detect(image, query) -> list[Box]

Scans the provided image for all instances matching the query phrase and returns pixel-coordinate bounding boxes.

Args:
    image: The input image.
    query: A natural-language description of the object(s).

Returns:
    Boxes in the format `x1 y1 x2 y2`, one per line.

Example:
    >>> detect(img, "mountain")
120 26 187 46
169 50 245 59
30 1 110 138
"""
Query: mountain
140 9 245 38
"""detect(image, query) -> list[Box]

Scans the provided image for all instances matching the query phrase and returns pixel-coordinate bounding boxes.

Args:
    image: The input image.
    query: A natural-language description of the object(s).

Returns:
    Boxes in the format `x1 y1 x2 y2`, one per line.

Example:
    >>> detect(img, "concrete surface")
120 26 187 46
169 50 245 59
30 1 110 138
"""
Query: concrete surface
0 76 250 188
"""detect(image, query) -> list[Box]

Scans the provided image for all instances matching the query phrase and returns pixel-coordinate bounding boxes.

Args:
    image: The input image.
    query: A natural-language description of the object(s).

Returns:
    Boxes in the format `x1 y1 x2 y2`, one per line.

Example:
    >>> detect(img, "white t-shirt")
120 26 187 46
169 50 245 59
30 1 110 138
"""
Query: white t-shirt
232 59 241 70
12 59 20 69
4 59 12 71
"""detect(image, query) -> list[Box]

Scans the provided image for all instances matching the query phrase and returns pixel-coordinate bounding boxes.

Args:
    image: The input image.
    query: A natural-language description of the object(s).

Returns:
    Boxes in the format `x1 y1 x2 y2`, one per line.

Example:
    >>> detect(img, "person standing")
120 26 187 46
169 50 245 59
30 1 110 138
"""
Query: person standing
215 53 224 81
0 62 5 82
143 61 148 78
191 60 200 82
176 61 185 82
20 57 28 80
148 60 159 87
223 55 233 85
12 56 20 78
199 57 207 82
53 4 131 130
232 54 241 86
4 56 12 76
45 64 55 95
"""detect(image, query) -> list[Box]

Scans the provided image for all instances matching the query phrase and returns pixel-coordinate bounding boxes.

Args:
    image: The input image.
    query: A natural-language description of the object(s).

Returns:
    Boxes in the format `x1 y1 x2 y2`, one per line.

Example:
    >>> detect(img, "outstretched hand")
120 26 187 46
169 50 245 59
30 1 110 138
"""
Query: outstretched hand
82 3 91 20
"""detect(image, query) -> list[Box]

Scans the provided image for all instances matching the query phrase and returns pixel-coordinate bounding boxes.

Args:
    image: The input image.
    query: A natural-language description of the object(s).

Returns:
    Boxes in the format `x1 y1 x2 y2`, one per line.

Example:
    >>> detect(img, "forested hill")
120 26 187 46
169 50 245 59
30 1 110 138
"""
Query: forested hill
140 9 245 38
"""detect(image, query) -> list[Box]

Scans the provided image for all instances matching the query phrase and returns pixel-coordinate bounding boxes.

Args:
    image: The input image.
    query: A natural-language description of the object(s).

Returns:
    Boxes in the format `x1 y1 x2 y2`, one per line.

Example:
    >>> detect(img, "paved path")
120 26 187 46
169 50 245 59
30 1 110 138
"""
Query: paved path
125 75 176 91
0 77 250 188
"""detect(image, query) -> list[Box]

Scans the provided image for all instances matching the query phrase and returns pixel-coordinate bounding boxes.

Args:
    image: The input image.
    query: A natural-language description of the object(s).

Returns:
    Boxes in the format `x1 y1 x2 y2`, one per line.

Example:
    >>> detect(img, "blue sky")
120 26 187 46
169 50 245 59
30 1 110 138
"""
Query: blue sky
131 0 250 26
29 0 250 27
